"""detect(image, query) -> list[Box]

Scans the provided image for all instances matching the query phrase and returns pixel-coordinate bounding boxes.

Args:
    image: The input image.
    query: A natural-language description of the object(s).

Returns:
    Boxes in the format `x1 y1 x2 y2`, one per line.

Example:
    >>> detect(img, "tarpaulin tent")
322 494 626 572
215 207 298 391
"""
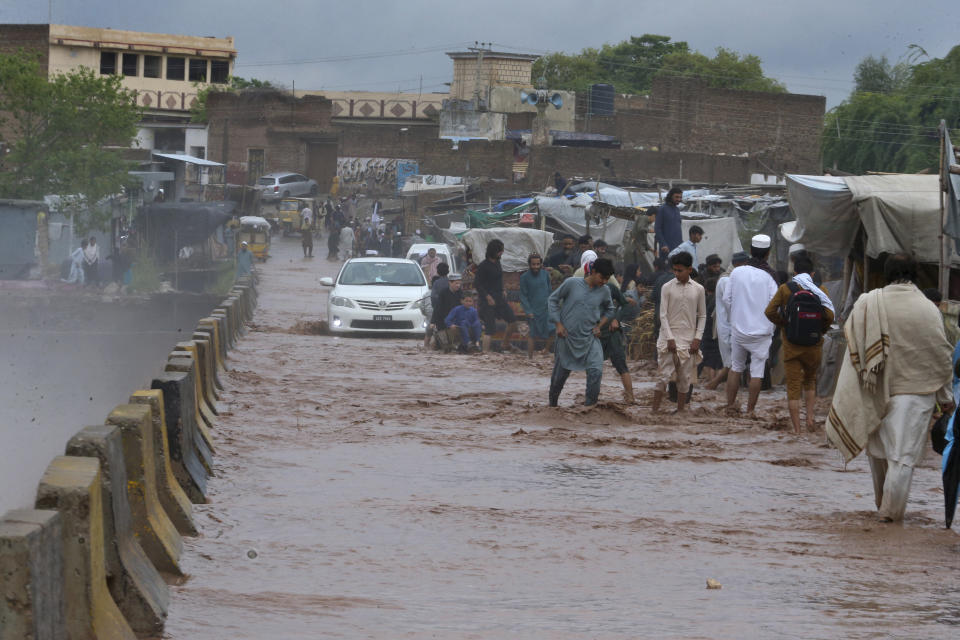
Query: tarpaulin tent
535 194 632 247
680 216 743 267
460 227 554 273
138 201 235 263
785 174 956 265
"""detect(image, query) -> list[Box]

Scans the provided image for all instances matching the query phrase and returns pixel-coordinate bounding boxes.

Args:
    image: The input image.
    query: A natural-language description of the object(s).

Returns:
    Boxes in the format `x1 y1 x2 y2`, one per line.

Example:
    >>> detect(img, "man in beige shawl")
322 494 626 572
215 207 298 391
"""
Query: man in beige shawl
828 254 954 521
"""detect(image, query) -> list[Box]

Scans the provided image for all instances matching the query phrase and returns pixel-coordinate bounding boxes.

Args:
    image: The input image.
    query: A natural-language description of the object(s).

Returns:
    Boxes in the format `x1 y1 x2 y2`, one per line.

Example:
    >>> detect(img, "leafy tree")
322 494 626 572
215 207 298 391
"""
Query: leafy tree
823 45 960 173
0 51 140 232
192 76 276 123
656 47 787 92
531 35 783 95
853 55 910 94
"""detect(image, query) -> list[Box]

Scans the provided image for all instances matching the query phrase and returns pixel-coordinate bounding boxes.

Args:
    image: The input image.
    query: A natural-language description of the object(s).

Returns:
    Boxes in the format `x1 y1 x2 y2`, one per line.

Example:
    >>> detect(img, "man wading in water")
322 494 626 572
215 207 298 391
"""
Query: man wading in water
547 257 615 407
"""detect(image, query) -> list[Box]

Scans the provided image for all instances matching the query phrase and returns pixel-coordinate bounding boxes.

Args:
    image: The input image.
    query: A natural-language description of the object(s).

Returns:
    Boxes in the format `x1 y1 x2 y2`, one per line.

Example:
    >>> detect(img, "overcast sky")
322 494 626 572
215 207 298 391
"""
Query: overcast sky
2 0 957 109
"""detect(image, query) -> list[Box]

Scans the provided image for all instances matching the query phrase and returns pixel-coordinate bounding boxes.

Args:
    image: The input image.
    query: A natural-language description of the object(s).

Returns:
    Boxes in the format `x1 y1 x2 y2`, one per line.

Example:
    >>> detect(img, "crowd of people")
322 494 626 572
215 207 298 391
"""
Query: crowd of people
262 187 960 524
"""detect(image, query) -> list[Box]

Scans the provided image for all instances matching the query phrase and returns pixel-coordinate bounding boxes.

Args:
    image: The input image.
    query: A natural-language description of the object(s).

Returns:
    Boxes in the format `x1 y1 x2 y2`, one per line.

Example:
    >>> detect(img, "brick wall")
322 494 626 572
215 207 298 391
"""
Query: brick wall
0 25 50 72
0 25 51 145
576 77 825 174
526 146 751 187
206 90 334 184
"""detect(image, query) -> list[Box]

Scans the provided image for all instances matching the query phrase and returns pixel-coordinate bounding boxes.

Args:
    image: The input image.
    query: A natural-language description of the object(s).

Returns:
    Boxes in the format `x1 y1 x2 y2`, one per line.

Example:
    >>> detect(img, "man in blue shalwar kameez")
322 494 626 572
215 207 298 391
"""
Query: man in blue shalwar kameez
519 253 554 358
547 257 615 407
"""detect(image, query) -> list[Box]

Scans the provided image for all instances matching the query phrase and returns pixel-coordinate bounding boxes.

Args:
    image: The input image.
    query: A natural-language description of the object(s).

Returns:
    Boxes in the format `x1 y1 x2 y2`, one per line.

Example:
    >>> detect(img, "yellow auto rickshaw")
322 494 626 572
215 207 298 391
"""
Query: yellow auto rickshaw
238 216 271 261
276 197 323 236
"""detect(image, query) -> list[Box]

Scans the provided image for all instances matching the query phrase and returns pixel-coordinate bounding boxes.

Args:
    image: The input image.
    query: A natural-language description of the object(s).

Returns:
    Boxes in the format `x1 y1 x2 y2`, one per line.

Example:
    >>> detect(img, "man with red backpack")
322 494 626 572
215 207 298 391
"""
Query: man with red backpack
764 255 835 434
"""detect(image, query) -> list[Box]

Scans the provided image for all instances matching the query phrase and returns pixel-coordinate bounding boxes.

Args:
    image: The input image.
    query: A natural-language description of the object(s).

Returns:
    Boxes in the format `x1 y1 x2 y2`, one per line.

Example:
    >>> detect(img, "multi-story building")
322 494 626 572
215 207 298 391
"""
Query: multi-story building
0 23 236 157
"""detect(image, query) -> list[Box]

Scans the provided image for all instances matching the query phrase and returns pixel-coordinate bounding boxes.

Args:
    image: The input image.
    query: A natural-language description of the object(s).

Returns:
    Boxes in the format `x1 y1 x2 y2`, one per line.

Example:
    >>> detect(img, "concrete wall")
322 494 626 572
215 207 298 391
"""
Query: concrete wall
489 86 575 132
439 108 507 140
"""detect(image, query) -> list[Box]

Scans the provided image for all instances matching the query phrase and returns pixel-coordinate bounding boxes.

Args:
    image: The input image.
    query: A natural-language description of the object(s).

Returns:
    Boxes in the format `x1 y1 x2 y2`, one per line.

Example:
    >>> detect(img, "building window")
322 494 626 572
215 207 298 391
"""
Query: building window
100 51 116 75
190 146 206 159
210 59 229 84
122 53 138 77
143 55 161 78
188 59 207 82
167 56 185 80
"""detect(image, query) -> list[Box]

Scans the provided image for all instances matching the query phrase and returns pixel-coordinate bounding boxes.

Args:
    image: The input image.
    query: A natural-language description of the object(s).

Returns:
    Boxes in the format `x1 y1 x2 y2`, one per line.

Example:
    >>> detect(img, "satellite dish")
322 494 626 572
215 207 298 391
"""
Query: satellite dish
549 93 563 109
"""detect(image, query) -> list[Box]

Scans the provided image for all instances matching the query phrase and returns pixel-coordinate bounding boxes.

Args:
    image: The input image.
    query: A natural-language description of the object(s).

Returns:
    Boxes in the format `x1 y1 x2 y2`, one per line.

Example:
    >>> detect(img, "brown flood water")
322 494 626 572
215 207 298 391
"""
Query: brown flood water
164 237 960 639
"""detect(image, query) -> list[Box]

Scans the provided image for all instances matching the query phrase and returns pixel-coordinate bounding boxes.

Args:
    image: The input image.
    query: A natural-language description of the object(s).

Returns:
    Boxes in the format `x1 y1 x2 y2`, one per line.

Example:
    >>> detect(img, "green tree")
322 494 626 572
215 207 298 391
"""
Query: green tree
531 35 783 95
191 76 276 123
657 47 787 92
853 55 911 94
823 45 960 173
0 51 140 232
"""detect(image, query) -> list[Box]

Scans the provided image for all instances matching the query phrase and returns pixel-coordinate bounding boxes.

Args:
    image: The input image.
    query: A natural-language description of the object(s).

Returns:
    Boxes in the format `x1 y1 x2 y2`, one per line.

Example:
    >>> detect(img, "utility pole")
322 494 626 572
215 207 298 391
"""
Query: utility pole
468 42 491 107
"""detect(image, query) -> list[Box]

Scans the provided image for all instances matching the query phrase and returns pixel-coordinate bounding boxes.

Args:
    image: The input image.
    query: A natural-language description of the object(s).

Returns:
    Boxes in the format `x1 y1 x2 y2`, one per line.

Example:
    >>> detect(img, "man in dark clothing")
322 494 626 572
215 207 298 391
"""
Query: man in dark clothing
432 273 463 352
654 187 683 256
578 235 593 255
475 238 518 352
601 278 637 403
650 256 675 348
546 234 579 275
554 172 568 194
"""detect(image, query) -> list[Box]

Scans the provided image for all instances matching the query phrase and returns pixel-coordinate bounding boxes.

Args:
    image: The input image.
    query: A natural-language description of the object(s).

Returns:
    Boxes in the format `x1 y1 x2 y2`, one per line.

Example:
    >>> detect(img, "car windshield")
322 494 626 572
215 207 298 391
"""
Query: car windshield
339 262 426 286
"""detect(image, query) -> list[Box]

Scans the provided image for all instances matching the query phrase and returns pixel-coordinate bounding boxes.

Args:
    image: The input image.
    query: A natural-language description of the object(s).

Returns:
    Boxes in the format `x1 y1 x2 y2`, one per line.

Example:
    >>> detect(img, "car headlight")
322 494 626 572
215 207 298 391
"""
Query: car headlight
330 296 355 308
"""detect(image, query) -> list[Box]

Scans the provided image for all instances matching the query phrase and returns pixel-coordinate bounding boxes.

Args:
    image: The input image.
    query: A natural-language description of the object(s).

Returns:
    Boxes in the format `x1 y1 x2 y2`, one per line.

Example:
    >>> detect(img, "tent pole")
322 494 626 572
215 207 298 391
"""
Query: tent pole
940 122 949 299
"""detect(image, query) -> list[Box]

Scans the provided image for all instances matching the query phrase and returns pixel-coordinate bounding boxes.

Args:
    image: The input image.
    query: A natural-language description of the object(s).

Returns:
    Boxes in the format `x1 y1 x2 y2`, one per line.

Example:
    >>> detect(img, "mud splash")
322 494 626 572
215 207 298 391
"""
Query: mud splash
164 238 960 640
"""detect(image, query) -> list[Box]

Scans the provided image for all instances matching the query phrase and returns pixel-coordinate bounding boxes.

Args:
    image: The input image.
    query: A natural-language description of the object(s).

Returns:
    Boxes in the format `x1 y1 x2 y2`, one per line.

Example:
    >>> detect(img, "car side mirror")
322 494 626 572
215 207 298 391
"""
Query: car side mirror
319 277 334 286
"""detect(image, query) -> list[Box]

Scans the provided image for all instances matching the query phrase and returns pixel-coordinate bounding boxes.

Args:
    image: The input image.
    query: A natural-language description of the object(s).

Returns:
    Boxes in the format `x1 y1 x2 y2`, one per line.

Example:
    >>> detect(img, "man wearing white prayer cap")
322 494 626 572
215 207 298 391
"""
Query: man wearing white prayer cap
789 243 806 256
723 233 778 416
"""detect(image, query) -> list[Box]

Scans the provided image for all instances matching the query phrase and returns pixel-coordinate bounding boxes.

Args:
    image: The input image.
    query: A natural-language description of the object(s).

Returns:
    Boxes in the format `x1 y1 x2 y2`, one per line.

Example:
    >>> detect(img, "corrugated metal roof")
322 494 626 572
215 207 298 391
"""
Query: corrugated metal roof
152 152 224 167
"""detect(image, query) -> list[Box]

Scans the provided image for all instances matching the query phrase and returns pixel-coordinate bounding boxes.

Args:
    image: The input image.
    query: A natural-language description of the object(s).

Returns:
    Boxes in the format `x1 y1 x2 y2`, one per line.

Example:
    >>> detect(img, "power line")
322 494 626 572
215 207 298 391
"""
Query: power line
234 42 474 68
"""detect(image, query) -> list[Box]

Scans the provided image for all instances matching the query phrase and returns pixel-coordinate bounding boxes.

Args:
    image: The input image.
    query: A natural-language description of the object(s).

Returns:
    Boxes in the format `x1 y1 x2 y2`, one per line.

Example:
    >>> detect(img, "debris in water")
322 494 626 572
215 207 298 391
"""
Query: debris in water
706 578 722 590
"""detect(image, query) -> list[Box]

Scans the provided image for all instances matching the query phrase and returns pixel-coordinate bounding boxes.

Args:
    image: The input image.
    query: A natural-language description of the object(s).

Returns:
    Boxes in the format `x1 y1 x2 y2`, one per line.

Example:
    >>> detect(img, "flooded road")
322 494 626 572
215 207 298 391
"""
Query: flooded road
165 237 960 639
0 288 219 515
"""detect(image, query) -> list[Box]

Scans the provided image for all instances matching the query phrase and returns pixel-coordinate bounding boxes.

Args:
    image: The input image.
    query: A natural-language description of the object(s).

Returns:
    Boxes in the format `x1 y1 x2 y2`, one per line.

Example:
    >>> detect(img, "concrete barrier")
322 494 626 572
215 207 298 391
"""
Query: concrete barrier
128 390 196 536
174 340 218 416
65 425 169 635
105 405 183 577
0 509 65 640
211 309 234 351
4 275 259 639
195 321 226 389
166 351 216 455
151 370 208 503
189 333 221 404
201 315 231 373
223 297 245 337
35 456 137 640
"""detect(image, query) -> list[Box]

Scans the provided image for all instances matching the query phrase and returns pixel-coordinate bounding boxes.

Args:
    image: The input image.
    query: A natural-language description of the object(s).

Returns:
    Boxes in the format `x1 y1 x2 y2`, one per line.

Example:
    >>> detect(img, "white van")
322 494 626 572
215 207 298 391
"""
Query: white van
406 243 463 276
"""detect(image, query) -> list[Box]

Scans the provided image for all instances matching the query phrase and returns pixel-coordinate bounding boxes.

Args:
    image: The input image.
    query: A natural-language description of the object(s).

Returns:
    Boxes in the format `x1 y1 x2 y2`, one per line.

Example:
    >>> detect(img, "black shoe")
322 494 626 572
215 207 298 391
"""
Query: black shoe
456 344 468 354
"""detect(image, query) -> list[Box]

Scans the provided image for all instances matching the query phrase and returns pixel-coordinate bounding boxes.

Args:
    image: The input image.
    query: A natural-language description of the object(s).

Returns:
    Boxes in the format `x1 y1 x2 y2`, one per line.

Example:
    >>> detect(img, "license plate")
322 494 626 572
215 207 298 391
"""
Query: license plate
373 315 392 321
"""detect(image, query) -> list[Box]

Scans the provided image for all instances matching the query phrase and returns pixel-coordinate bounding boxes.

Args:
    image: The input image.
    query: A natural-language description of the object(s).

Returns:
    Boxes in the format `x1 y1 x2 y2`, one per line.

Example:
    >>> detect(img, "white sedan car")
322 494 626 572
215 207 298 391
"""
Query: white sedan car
320 257 430 334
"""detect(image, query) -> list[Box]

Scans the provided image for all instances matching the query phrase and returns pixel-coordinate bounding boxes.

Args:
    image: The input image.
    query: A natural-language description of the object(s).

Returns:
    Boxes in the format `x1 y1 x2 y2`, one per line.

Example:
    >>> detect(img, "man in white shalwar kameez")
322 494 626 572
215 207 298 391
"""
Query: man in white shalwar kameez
827 254 954 521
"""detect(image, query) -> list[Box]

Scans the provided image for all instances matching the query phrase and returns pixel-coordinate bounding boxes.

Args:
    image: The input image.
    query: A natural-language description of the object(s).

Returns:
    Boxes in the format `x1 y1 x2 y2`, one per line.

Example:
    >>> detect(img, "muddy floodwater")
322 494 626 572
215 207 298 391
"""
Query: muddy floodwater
165 238 960 639
0 288 219 515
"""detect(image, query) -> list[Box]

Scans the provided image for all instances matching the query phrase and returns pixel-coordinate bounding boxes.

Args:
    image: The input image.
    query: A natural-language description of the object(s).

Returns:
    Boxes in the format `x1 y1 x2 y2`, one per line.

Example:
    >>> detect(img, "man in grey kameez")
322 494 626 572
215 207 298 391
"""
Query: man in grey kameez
548 257 616 407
